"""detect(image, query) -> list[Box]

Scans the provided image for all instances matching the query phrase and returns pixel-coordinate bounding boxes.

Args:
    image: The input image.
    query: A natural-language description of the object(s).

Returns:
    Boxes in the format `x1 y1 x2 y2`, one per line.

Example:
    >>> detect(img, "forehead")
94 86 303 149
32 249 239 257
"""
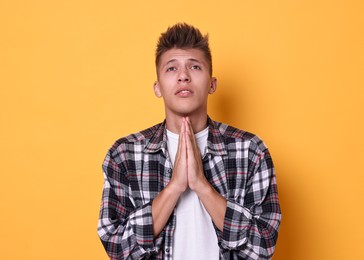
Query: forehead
159 48 208 65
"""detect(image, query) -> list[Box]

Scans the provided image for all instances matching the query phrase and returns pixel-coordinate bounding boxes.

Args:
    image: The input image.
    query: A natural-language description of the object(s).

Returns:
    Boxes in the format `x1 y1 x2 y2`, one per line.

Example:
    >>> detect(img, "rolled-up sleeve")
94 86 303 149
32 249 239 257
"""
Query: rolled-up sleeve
97 150 164 260
220 145 281 260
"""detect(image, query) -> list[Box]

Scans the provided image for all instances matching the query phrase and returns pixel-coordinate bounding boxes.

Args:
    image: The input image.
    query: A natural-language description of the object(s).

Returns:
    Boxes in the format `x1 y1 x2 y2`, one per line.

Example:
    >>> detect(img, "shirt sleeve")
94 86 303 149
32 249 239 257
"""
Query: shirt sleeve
97 149 164 260
219 144 281 259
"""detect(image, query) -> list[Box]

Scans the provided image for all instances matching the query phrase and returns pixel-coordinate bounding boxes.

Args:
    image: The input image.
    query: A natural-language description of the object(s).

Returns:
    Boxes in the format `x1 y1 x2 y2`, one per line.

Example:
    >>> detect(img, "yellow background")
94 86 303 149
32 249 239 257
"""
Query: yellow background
1 0 363 259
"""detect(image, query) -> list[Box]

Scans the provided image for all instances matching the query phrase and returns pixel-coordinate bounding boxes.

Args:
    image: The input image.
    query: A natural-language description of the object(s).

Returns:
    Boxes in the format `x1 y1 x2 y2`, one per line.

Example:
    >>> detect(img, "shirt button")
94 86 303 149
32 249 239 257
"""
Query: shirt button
165 248 170 253
167 169 172 174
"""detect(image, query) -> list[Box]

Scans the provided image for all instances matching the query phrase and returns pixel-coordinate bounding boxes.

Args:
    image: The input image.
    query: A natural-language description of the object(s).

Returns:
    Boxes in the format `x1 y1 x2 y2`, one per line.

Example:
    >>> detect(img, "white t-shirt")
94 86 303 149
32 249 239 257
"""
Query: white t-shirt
167 127 220 260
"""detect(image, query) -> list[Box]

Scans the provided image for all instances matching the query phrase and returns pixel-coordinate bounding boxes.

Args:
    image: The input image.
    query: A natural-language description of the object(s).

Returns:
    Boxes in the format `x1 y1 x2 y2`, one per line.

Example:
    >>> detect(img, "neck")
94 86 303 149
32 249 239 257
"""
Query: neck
165 113 208 134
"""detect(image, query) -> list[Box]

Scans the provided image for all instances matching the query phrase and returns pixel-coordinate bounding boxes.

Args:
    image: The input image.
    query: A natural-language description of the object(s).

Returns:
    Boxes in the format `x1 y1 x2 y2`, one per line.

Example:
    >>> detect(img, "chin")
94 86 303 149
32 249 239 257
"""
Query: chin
176 111 194 117
175 108 204 118
167 104 205 118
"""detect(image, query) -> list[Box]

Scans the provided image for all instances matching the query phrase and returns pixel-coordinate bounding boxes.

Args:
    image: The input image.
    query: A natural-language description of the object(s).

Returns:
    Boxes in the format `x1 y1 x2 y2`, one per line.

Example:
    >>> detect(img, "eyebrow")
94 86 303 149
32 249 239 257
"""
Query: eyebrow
163 58 203 67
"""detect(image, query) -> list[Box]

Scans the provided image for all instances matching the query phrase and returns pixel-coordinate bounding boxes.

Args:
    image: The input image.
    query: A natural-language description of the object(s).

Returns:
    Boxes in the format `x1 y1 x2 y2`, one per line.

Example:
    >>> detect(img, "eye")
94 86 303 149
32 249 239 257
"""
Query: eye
191 65 201 70
166 67 177 72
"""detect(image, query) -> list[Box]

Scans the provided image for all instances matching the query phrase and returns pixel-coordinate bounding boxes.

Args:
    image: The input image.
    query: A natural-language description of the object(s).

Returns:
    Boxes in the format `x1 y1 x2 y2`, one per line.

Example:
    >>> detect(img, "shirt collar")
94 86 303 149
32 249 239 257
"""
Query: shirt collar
143 120 167 154
206 117 228 156
143 116 227 157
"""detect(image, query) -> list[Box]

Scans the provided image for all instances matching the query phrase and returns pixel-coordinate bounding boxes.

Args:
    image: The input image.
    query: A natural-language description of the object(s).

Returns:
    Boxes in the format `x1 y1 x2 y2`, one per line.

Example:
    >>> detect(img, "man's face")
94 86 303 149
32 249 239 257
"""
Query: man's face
154 48 217 118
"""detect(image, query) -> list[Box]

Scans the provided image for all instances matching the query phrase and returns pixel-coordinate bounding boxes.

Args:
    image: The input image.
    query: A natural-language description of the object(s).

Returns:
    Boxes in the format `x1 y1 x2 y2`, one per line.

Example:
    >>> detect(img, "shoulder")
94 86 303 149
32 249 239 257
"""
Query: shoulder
108 122 163 156
213 120 269 152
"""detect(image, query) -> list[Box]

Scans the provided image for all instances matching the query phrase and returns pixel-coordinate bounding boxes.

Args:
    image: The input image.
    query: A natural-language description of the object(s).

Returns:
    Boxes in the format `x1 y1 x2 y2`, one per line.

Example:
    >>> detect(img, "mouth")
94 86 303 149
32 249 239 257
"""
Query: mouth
175 88 193 96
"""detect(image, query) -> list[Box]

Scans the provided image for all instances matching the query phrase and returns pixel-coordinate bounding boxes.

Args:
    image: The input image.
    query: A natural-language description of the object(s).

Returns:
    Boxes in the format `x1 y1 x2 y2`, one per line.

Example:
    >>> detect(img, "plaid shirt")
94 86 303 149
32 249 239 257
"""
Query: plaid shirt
98 117 281 260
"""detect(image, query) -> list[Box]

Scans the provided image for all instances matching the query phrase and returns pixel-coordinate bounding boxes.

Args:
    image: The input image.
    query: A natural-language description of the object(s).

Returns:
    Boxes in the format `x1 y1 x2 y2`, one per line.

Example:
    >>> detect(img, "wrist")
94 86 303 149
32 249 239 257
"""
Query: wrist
165 180 185 197
190 176 212 195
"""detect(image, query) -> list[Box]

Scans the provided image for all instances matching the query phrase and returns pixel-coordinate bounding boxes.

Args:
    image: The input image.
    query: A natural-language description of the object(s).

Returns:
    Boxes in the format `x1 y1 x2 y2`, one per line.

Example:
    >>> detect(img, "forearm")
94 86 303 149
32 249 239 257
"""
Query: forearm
194 180 227 231
152 119 189 236
98 181 158 259
219 166 281 258
184 117 227 231
151 182 182 237
221 199 281 259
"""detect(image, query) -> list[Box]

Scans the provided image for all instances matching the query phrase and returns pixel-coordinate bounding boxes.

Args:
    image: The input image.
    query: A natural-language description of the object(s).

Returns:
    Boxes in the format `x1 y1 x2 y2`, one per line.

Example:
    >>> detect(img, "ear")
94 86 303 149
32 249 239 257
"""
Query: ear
153 81 162 98
208 77 217 94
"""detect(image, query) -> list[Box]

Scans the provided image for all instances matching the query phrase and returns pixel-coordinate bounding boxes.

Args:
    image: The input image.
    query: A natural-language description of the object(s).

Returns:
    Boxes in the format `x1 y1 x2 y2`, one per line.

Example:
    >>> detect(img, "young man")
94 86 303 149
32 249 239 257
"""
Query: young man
98 23 281 260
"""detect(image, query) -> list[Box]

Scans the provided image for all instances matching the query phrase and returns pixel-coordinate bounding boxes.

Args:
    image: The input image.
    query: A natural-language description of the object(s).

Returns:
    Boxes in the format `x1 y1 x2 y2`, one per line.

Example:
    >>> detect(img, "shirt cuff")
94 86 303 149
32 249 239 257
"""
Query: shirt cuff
128 201 163 256
220 199 252 249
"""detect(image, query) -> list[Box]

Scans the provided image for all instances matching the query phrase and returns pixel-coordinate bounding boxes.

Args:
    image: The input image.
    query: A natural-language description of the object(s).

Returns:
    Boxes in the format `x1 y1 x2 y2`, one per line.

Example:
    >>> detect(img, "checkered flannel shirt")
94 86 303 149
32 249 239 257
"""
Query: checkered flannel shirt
98 117 281 259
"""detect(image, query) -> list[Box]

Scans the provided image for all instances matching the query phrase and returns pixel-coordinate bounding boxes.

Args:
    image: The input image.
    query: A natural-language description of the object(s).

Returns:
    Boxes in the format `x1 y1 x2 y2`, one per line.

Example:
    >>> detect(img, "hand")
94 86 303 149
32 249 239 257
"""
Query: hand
169 117 209 193
184 117 209 192
152 117 225 237
151 120 187 236
168 118 188 194
184 117 227 231
162 117 226 232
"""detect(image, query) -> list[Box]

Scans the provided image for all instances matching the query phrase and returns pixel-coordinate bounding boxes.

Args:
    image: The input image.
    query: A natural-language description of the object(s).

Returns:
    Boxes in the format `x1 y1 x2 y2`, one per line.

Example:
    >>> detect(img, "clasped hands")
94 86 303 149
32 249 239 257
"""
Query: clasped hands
152 117 226 235
169 117 210 194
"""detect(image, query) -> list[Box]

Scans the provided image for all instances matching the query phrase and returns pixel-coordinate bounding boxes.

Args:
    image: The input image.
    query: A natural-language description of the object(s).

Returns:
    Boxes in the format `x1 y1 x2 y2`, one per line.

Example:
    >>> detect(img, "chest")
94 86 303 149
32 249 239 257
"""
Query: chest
124 152 249 207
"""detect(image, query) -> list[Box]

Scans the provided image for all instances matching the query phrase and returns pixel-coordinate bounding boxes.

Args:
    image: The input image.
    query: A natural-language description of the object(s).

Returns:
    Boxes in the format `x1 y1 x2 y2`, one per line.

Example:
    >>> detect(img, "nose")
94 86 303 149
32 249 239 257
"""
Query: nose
178 68 190 83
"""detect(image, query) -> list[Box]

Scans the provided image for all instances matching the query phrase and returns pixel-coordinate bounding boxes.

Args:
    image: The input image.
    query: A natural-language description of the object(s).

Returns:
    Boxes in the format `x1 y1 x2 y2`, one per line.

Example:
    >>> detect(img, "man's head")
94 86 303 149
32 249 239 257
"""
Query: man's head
155 23 212 76
153 24 217 121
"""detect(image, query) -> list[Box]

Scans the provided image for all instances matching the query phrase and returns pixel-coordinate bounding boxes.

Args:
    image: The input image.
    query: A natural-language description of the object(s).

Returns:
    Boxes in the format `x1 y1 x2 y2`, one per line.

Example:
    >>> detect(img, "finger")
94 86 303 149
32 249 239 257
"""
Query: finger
175 124 182 157
185 117 199 154
184 121 190 144
182 117 187 134
180 126 187 162
185 130 194 156
185 117 194 142
185 117 192 134
176 118 186 160
181 118 188 151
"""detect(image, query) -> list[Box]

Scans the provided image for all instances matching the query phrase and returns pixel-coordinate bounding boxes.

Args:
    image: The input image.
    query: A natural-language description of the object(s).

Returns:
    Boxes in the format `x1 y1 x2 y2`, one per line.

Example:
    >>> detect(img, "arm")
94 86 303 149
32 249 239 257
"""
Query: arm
98 122 190 259
185 117 281 259
184 117 227 231
152 121 188 236
220 146 281 259
97 150 163 260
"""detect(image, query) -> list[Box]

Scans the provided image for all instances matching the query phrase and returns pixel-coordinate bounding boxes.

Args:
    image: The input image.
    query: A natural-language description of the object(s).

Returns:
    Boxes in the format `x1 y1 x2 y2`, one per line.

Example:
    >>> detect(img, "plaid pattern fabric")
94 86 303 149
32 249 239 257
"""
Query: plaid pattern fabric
98 117 281 260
